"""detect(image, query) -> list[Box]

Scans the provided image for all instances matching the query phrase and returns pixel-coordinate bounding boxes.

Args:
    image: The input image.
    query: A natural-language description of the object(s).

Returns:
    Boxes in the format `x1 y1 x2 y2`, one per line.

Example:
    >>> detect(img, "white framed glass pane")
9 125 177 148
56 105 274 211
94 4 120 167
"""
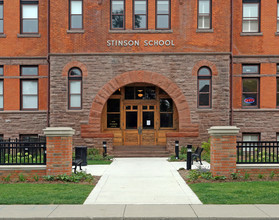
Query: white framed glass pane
278 4 279 17
23 95 37 109
71 1 82 14
199 0 210 14
0 81 3 95
70 94 81 108
199 67 211 75
22 81 37 95
157 1 169 14
199 80 210 93
243 4 258 18
23 20 38 33
70 81 81 94
135 1 146 14
0 67 3 75
21 67 38 76
243 20 258 32
0 5 3 19
157 15 169 28
135 15 146 28
0 95 3 109
198 16 210 29
22 5 38 19
243 135 259 142
112 1 124 14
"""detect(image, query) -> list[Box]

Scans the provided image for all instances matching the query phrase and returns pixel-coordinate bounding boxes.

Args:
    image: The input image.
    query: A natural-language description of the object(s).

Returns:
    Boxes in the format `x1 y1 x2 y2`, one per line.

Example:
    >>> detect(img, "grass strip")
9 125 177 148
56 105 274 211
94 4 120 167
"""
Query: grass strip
0 183 94 204
87 160 112 165
189 181 279 204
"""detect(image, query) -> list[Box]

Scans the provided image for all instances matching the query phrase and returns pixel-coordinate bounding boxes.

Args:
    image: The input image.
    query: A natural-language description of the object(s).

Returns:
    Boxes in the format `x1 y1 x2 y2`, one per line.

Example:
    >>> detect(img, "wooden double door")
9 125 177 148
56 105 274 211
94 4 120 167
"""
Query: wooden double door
124 103 157 146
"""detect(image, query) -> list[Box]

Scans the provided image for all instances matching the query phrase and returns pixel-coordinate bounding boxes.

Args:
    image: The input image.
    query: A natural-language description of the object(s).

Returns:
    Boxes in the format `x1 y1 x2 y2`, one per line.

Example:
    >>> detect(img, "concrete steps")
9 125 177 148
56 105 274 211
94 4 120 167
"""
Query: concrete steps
112 146 171 157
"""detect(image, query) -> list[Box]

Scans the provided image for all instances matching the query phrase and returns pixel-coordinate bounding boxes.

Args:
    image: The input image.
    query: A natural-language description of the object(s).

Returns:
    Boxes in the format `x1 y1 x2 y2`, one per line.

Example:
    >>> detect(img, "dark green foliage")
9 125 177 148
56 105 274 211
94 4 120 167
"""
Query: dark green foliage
18 174 26 182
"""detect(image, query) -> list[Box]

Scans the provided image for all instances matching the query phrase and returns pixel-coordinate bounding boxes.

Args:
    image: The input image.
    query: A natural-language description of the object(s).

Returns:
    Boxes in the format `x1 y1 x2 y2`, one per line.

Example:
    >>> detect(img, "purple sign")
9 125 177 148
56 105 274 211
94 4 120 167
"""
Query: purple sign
244 97 255 104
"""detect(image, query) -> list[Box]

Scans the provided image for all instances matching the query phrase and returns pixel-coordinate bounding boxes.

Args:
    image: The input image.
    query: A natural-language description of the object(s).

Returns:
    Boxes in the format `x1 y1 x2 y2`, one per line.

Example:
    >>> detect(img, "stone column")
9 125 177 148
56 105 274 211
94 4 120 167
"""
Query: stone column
208 126 240 177
43 127 75 176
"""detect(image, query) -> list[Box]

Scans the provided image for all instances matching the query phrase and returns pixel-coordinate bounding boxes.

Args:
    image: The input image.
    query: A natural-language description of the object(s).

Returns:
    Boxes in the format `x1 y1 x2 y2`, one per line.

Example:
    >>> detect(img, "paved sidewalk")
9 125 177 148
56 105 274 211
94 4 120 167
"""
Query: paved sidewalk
84 158 202 204
0 204 278 219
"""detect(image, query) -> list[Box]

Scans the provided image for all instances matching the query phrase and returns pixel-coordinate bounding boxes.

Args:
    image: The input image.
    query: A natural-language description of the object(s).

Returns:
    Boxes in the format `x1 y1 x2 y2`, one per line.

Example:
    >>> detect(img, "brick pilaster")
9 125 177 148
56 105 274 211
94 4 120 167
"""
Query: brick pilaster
43 127 75 176
208 126 240 177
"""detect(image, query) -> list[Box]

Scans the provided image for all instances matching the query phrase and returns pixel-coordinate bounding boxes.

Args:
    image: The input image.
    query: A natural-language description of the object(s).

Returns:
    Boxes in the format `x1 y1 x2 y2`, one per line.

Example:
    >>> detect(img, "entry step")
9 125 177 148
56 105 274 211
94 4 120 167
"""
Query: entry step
112 146 171 157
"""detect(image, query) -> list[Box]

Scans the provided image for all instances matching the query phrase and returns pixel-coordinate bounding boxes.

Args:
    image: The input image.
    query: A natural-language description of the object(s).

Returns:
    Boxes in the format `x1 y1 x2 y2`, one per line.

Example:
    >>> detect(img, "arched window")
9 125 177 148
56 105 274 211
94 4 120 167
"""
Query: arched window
198 67 212 108
68 68 82 109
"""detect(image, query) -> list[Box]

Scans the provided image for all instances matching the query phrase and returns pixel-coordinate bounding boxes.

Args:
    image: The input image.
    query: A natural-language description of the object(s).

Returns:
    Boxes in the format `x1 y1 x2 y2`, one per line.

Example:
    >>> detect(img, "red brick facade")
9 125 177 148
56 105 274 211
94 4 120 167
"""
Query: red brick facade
0 0 279 151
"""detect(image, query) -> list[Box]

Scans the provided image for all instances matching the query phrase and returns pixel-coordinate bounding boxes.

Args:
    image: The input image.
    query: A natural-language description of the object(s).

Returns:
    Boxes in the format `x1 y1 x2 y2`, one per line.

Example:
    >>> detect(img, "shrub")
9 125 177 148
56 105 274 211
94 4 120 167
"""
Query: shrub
3 174 11 182
18 174 26 182
33 174 39 182
231 171 241 180
244 172 250 180
258 174 264 179
201 139 210 162
187 170 201 181
201 172 213 180
270 171 275 179
43 175 55 181
214 175 226 180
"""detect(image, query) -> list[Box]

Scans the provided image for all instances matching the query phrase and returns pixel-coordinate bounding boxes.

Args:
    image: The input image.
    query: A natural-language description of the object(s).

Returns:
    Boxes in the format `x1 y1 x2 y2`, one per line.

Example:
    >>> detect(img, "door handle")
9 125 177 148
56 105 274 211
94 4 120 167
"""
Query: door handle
138 127 142 135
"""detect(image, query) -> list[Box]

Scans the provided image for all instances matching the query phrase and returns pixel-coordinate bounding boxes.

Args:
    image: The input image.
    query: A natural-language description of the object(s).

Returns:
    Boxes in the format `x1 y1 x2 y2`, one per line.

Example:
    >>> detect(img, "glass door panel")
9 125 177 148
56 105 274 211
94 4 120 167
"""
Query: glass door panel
126 112 138 129
142 112 154 129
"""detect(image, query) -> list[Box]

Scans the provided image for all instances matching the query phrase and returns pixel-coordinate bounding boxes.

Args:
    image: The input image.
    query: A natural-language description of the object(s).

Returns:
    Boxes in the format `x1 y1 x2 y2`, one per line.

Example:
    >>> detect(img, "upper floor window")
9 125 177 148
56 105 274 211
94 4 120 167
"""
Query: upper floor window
242 64 259 74
21 1 39 33
134 0 147 29
21 66 38 76
70 0 83 29
21 80 38 110
242 0 260 33
198 0 211 29
0 1 3 34
111 0 125 29
198 67 212 108
0 66 3 75
156 0 170 29
0 80 3 110
68 68 82 109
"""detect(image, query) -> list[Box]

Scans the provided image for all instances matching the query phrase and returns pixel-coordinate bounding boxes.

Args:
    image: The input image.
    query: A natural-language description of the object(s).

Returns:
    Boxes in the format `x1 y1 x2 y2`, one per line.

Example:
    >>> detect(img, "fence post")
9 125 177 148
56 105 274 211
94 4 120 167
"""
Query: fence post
43 127 75 176
208 126 240 177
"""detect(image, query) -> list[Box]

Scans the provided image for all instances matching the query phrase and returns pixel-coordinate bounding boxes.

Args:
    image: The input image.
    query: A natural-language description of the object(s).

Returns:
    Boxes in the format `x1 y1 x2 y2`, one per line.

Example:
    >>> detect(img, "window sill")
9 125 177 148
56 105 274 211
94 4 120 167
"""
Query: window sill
17 33 41 38
109 29 173 34
240 32 263 36
0 34 6 38
234 108 279 112
196 29 214 33
66 109 84 113
67 30 85 34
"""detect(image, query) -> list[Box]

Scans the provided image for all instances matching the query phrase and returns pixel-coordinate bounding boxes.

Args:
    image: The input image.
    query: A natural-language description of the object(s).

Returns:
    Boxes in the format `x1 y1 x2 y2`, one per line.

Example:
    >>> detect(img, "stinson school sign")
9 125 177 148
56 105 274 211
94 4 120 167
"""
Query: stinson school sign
107 40 175 47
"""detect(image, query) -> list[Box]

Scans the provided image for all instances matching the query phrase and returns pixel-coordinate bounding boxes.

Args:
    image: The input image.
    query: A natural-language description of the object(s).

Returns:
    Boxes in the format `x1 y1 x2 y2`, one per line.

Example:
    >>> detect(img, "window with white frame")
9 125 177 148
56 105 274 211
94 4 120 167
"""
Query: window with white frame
243 133 260 142
21 1 38 33
69 0 83 29
0 1 3 34
0 80 3 110
242 0 260 33
68 68 82 109
198 0 211 29
277 1 279 32
21 80 38 110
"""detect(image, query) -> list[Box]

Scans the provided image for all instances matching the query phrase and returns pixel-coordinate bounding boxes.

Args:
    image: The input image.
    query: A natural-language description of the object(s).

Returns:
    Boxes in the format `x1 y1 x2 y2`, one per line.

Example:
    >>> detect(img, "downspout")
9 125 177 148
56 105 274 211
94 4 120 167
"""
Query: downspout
46 0 50 127
230 0 234 126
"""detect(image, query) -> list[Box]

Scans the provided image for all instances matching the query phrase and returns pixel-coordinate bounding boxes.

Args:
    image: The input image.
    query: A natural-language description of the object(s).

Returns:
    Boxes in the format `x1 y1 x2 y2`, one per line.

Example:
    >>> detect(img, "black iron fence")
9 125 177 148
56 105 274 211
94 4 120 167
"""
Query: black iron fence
0 138 46 165
237 141 279 164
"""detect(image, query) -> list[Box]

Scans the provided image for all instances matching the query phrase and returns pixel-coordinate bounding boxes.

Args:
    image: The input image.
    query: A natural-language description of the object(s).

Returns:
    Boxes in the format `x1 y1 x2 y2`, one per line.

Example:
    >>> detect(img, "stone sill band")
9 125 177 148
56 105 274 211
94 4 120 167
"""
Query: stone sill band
17 34 41 38
240 32 263 36
0 165 46 171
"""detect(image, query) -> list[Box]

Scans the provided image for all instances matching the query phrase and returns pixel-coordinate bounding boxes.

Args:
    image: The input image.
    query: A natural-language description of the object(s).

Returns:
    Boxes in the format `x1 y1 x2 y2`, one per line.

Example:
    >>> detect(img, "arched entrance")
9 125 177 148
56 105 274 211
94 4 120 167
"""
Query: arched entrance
81 70 199 150
102 83 179 146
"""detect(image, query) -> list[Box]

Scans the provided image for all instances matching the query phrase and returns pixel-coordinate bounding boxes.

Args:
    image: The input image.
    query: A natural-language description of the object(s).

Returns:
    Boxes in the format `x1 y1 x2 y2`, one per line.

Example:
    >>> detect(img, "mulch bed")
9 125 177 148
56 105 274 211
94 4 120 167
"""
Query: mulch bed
178 169 279 184
0 176 101 185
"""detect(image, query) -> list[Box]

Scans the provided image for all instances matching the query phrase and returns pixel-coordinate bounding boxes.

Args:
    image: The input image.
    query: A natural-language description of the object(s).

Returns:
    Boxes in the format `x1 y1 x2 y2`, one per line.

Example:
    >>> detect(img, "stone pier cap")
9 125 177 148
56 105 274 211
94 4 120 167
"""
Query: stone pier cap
43 127 75 137
208 126 240 136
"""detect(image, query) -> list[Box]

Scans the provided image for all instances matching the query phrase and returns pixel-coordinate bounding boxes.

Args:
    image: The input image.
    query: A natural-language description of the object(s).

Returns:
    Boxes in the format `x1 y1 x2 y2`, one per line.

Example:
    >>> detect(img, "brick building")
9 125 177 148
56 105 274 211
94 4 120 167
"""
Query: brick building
0 0 278 153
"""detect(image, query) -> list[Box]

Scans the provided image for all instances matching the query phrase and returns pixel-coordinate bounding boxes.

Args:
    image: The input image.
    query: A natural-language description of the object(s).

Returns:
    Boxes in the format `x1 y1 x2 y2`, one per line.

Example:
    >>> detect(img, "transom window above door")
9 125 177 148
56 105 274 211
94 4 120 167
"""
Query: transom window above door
125 86 156 100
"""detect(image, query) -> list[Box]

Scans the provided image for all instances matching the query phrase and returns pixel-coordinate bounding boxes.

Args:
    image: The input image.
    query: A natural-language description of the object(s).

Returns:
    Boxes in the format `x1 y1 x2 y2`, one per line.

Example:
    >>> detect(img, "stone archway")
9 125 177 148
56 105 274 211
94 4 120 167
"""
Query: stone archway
81 70 198 139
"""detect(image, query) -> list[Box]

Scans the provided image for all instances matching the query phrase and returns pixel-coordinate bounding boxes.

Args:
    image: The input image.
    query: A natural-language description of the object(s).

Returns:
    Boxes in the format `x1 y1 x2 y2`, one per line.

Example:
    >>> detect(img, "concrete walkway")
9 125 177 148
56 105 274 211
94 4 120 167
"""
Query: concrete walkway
84 158 202 204
0 204 278 219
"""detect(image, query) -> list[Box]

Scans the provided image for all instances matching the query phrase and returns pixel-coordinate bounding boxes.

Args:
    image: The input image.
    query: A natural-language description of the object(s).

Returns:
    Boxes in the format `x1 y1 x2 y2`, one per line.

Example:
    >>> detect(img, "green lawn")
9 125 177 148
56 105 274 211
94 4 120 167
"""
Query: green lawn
87 160 112 165
0 183 94 204
189 181 279 204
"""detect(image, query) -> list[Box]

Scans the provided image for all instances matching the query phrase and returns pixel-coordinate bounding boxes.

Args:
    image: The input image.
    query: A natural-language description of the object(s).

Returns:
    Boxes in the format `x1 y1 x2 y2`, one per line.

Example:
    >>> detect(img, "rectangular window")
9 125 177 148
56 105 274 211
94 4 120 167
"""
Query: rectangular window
134 0 147 29
19 134 38 141
21 1 39 33
0 1 3 34
198 0 211 29
111 0 125 29
21 80 38 110
160 99 173 128
0 66 3 75
242 0 260 33
21 66 38 76
243 133 260 142
70 0 83 29
242 64 259 74
277 78 279 107
277 133 279 141
69 80 81 109
0 80 3 110
242 78 259 108
277 1 279 32
0 134 3 141
156 0 170 29
107 99 120 128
